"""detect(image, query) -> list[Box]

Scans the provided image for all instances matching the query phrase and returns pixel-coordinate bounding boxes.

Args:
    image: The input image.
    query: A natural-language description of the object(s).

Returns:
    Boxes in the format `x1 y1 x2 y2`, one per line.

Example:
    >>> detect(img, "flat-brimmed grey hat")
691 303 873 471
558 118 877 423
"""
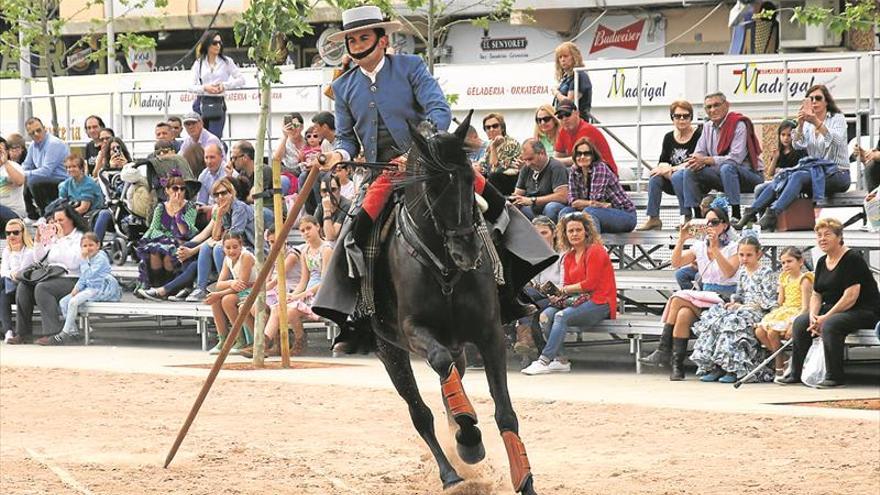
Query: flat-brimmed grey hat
327 6 403 43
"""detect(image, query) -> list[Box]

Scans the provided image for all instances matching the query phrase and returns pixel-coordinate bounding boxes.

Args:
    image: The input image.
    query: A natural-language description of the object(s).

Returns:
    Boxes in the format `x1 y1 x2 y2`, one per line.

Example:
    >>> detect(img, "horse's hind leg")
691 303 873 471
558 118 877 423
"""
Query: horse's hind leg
375 338 463 490
478 327 538 495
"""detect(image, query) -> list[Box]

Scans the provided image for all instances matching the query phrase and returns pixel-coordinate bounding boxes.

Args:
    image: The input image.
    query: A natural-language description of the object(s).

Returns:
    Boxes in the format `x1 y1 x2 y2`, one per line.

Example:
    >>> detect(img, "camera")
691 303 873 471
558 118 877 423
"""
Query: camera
687 218 708 239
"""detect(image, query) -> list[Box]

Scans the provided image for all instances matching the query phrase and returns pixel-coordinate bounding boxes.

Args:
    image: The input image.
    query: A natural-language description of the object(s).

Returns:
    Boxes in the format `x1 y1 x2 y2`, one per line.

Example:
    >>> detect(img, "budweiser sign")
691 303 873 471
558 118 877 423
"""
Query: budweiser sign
590 20 645 54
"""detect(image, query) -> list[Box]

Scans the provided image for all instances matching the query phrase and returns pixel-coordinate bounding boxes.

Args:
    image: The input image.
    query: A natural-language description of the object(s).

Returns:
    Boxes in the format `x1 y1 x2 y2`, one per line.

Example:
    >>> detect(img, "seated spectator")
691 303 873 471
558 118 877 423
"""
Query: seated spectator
55 155 113 242
197 143 230 205
464 125 488 167
777 218 880 388
1 219 34 343
560 138 636 233
638 100 703 230
36 232 122 345
231 140 291 201
272 112 306 170
509 139 568 221
205 231 256 355
316 175 353 242
534 104 560 158
134 175 199 300
553 42 592 121
179 179 255 302
82 115 106 174
478 112 521 195
9 205 87 345
640 203 741 380
180 112 223 154
181 142 206 178
7 133 27 166
1 137 27 233
301 112 336 213
333 162 356 201
21 117 70 218
689 236 777 383
554 99 617 175
740 86 852 230
522 212 615 375
679 92 764 222
854 137 880 191
167 116 184 146
755 247 813 376
92 136 132 177
153 122 181 153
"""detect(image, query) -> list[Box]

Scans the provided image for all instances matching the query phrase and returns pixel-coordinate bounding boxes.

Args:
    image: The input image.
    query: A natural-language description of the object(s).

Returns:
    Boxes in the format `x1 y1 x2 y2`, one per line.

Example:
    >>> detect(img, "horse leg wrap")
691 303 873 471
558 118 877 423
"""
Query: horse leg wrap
501 431 532 492
441 365 477 423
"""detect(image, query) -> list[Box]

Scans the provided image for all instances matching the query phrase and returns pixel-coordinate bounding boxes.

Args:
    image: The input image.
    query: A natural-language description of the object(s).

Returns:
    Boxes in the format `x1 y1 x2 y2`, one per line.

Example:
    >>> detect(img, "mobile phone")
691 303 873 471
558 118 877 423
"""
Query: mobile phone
283 115 293 127
111 146 122 158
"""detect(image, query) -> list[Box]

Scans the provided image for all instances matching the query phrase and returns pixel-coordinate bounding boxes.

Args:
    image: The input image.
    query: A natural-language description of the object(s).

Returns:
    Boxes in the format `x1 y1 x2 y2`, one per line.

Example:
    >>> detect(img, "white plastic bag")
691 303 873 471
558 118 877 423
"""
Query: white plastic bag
802 338 826 387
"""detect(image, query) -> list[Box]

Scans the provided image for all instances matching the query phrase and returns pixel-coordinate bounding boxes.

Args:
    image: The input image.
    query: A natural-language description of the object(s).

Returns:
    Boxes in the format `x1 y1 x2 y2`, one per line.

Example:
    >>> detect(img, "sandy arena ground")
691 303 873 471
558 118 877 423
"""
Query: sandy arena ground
1 345 878 495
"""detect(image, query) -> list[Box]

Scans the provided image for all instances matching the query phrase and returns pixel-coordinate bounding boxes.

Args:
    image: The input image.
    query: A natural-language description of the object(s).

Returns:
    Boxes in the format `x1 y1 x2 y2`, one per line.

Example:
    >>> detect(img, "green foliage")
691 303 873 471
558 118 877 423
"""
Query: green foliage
759 1 878 34
233 0 313 88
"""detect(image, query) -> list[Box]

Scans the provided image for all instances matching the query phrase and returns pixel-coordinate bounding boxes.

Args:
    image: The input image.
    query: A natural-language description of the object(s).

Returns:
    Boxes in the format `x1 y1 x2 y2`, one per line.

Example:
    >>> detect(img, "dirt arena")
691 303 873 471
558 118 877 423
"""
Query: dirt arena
1 358 878 495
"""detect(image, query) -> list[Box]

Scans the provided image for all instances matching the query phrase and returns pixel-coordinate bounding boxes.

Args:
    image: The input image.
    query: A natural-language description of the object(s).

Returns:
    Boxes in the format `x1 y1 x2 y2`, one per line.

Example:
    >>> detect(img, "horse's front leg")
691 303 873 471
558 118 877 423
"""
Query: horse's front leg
477 323 539 495
405 318 486 465
374 338 463 490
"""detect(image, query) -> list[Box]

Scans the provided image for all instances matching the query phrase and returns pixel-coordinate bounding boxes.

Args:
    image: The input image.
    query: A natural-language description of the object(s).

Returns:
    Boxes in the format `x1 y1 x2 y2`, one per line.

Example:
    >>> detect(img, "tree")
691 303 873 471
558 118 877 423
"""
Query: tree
0 0 165 134
761 0 878 34
234 0 314 367
331 0 515 74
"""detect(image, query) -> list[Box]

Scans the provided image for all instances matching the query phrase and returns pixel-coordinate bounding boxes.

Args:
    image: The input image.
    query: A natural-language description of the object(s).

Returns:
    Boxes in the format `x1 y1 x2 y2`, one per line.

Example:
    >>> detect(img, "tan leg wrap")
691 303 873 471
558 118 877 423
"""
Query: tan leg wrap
441 365 477 423
501 431 532 492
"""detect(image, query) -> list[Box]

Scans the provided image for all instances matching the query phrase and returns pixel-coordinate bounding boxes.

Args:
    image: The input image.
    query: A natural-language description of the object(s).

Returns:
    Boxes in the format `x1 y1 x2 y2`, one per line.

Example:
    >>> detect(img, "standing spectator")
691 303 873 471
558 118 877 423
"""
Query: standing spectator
777 219 880 388
35 232 122 345
92 136 132 177
134 175 199 300
640 205 741 379
478 112 521 195
82 115 106 174
681 92 764 222
638 100 703 230
302 112 337 213
521 212 615 375
154 122 181 153
554 99 617 174
272 112 306 169
196 143 228 204
21 117 70 218
534 105 560 158
315 175 352 242
190 30 246 139
204 231 256 354
1 137 27 232
553 42 592 120
561 138 636 233
180 113 223 155
854 137 880 191
464 125 488 166
509 139 568 221
740 85 852 230
1 219 34 343
689 237 777 383
8 205 87 345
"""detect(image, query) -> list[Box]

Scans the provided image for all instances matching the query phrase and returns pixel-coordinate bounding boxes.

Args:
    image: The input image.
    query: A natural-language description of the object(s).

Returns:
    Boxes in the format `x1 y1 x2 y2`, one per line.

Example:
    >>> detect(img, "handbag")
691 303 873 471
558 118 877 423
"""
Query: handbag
18 253 68 285
552 293 591 309
192 58 226 120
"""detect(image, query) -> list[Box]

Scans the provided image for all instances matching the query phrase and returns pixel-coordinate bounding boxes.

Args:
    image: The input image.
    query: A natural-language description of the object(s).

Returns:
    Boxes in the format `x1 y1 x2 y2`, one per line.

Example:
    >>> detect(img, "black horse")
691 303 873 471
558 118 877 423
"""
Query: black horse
368 114 538 494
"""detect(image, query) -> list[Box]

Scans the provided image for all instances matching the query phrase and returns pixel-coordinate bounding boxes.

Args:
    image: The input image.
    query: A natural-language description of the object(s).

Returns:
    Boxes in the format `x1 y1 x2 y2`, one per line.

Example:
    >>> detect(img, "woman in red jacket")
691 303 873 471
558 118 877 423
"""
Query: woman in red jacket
522 212 616 375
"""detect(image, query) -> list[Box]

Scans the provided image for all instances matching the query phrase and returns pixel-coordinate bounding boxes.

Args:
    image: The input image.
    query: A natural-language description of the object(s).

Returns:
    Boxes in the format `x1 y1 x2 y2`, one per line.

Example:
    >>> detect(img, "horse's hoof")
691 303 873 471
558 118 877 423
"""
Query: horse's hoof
519 475 538 495
456 440 485 465
441 473 465 490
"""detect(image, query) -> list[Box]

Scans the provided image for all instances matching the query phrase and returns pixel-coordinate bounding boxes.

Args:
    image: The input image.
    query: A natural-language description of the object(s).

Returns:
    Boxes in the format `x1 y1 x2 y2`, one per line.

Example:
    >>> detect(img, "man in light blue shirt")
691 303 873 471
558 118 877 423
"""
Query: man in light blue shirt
196 143 229 204
179 113 224 154
21 117 70 216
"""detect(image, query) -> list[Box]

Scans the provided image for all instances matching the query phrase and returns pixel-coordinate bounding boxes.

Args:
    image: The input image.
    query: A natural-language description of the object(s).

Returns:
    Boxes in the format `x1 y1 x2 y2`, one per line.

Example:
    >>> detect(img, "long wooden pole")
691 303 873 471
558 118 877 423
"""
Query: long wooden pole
272 158 291 367
164 164 321 468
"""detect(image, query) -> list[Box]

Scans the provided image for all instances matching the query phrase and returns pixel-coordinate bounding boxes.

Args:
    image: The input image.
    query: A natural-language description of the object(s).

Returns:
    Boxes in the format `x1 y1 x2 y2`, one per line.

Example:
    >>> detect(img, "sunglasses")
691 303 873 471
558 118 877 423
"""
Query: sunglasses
156 147 175 154
483 123 501 131
555 111 572 119
672 113 692 120
321 187 339 193
212 190 230 198
574 150 592 158
306 134 320 138
5 229 22 236
212 40 223 46
808 94 824 102
168 185 186 192
563 211 587 220
706 219 723 226
535 116 554 124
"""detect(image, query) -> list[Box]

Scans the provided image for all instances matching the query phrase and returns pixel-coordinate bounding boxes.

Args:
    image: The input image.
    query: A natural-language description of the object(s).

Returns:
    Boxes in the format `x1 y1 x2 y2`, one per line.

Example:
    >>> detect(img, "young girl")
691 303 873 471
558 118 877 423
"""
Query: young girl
36 233 122 346
277 215 332 355
204 231 256 354
242 228 302 358
1 219 34 343
768 120 807 176
689 237 778 383
754 247 813 376
300 126 323 165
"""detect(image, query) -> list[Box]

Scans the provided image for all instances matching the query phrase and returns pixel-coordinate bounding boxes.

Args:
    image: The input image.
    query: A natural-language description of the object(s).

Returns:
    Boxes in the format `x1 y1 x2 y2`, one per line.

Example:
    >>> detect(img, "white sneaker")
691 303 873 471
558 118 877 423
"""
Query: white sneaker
4 330 14 344
521 359 552 375
547 359 571 373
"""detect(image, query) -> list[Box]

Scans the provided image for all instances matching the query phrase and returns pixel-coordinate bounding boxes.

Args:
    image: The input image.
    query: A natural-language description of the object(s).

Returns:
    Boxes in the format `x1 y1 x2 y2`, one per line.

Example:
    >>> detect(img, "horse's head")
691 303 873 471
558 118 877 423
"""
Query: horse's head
408 111 481 272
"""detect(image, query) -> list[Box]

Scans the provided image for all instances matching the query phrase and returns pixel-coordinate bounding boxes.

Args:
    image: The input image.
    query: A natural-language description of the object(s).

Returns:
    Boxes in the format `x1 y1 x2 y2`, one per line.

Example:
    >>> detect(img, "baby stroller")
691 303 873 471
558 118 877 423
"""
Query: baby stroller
100 165 150 266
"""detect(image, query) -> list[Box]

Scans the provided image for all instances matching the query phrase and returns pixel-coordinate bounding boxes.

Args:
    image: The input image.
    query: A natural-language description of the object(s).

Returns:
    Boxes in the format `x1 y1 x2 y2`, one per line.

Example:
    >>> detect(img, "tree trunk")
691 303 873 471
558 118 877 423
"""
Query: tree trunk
251 84 271 367
40 11 59 135
427 0 435 74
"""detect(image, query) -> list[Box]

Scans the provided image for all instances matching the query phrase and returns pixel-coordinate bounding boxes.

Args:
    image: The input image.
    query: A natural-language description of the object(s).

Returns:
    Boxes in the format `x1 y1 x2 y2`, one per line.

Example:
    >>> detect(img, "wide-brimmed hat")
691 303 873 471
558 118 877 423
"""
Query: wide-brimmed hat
327 6 403 43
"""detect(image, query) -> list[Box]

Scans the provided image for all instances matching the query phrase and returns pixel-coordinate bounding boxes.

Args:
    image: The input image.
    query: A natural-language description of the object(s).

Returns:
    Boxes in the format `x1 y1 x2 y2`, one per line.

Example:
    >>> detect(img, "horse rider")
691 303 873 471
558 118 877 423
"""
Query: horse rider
313 6 557 353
